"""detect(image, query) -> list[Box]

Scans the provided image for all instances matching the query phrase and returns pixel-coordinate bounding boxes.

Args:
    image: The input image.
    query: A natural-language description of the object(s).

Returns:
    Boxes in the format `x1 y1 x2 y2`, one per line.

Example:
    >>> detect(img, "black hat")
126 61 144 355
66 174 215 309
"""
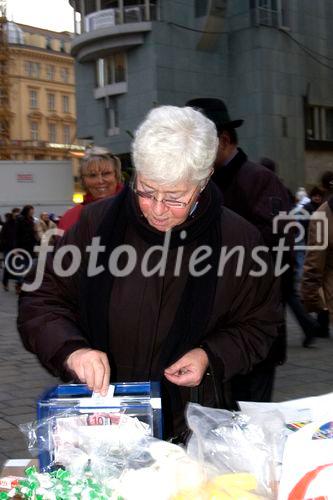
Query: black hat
186 98 243 129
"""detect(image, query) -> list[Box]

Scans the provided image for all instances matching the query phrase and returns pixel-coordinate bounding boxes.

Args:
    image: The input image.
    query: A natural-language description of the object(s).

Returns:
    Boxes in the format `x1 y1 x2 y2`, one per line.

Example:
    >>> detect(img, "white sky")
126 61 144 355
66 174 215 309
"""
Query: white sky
6 0 74 33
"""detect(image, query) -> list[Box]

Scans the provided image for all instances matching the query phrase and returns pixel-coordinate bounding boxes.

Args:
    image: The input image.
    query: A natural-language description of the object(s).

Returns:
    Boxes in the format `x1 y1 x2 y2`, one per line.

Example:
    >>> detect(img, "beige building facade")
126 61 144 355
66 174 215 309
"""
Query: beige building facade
4 22 85 181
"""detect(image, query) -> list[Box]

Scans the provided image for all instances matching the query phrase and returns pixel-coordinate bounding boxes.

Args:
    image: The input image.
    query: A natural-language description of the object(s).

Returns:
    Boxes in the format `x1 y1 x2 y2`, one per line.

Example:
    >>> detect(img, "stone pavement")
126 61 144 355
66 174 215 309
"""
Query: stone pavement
0 278 60 468
1 276 333 470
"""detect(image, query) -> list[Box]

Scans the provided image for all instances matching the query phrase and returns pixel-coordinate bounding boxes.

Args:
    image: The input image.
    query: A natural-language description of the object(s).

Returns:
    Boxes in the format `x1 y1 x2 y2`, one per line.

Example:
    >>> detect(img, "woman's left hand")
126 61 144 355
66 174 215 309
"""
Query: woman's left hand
164 348 209 387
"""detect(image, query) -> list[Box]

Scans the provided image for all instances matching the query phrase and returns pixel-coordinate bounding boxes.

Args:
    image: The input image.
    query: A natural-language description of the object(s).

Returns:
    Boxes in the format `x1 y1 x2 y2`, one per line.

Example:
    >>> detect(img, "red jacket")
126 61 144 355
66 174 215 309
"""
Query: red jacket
58 185 123 232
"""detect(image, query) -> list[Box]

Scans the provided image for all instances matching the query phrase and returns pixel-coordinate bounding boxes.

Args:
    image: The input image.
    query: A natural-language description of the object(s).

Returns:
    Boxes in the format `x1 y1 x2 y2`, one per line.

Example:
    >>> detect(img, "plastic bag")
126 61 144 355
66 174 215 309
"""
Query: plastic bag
20 408 151 479
185 403 286 499
20 413 208 500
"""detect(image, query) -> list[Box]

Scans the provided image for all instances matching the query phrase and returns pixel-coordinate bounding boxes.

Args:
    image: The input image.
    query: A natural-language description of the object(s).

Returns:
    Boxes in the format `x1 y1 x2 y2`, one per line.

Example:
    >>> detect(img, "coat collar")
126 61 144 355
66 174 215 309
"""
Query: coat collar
213 148 247 188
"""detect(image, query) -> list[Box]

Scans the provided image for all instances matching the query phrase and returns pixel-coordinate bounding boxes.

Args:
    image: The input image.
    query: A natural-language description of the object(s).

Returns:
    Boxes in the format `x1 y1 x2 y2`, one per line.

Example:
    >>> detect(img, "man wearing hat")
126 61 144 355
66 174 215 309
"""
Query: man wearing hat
186 97 292 403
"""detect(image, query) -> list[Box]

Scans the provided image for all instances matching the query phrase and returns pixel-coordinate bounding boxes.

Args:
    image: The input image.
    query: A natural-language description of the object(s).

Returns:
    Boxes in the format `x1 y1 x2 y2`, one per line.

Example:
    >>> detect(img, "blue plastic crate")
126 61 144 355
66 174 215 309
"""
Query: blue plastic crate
37 382 162 472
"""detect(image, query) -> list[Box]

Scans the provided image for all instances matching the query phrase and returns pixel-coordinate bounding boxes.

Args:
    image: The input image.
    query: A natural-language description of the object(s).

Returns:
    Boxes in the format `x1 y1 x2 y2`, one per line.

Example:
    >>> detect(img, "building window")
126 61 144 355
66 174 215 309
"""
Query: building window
47 93 56 112
250 0 289 28
195 0 208 17
305 105 333 142
25 61 41 78
46 65 55 80
63 125 71 144
29 89 38 109
62 95 70 113
48 123 57 143
59 40 66 53
114 53 126 83
96 52 126 87
30 122 39 140
46 37 53 50
105 97 118 133
60 67 70 83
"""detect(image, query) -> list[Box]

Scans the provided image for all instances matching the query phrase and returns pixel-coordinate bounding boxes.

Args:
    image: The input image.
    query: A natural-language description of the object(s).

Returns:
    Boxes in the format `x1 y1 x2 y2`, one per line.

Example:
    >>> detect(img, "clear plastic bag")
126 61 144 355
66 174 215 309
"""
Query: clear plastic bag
20 408 151 480
185 403 286 499
20 413 208 500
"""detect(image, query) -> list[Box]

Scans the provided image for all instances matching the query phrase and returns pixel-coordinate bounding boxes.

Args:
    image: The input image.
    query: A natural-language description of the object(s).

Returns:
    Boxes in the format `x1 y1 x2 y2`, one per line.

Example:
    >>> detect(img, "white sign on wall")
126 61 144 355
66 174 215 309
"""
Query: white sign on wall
16 173 34 183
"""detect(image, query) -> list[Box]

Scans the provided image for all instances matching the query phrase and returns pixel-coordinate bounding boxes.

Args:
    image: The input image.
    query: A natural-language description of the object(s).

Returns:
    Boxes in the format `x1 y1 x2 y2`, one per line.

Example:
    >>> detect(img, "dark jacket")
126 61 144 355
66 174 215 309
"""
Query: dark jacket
18 185 282 436
0 218 17 253
213 148 293 365
16 215 38 256
213 148 292 249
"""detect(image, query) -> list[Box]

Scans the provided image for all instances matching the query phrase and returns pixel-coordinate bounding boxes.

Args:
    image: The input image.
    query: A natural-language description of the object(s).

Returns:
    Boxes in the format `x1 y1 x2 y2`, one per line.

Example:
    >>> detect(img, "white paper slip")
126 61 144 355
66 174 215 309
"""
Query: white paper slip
4 459 31 467
77 385 116 406
92 384 115 400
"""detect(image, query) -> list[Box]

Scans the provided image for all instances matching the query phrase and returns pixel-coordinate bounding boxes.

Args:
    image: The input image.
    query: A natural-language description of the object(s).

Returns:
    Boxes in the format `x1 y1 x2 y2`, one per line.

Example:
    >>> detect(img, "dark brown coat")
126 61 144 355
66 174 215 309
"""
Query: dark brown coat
301 199 333 317
17 190 282 434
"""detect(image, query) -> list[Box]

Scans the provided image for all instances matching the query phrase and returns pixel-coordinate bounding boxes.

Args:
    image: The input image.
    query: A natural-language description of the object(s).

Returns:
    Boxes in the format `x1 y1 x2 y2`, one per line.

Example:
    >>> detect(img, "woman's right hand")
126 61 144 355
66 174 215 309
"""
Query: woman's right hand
66 348 110 396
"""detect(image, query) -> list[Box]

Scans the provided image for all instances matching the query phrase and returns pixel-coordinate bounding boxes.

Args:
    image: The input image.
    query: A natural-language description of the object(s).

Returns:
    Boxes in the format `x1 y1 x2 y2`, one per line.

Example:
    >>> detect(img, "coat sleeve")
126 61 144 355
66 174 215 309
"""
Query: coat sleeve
35 222 43 243
201 234 282 382
241 166 293 249
300 205 328 312
17 210 93 379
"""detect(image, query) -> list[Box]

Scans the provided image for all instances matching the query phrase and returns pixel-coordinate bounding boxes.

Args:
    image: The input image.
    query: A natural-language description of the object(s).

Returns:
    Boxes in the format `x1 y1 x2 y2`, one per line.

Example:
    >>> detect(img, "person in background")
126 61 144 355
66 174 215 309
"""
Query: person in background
259 160 321 347
302 187 324 241
301 195 333 338
259 157 277 173
35 212 57 244
0 208 20 291
14 205 38 293
295 187 310 208
186 97 292 402
58 146 123 232
293 187 323 284
301 186 329 338
259 157 295 205
16 205 38 254
18 106 281 440
320 170 333 201
49 213 60 226
303 171 333 338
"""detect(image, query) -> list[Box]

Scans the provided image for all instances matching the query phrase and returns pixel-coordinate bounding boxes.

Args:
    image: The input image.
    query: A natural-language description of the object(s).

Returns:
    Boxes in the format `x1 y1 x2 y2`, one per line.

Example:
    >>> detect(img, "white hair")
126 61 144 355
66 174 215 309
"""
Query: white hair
132 106 218 185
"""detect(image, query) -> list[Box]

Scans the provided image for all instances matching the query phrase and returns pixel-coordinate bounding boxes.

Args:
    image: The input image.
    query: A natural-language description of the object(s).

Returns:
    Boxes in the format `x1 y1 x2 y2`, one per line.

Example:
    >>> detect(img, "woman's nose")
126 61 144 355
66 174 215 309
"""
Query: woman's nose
95 173 106 182
151 197 167 215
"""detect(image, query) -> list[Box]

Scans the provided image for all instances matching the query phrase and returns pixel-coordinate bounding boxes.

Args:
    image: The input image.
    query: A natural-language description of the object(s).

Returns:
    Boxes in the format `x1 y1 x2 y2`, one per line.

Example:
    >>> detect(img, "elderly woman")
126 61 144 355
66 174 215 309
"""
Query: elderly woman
18 106 281 438
58 146 123 231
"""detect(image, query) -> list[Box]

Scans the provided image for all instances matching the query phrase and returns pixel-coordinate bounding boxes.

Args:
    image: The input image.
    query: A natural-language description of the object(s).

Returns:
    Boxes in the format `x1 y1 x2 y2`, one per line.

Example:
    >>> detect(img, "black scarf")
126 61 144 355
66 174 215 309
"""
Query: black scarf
79 182 223 376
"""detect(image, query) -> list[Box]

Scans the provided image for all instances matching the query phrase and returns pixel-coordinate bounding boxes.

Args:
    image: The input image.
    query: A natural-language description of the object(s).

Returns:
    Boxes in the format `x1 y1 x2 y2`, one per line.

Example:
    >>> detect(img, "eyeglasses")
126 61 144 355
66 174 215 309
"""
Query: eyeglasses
132 179 205 208
83 170 115 180
133 187 197 208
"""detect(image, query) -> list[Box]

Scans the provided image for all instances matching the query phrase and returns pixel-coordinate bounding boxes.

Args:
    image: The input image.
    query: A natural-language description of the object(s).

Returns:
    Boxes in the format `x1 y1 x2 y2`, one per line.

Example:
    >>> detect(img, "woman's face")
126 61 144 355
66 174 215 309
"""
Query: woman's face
41 212 49 222
82 159 118 200
136 175 200 232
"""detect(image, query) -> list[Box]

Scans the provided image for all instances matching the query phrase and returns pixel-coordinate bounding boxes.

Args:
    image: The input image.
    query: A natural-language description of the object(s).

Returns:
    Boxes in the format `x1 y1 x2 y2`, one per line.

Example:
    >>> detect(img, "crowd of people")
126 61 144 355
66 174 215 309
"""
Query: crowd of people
0 98 332 440
0 206 58 293
0 146 123 292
